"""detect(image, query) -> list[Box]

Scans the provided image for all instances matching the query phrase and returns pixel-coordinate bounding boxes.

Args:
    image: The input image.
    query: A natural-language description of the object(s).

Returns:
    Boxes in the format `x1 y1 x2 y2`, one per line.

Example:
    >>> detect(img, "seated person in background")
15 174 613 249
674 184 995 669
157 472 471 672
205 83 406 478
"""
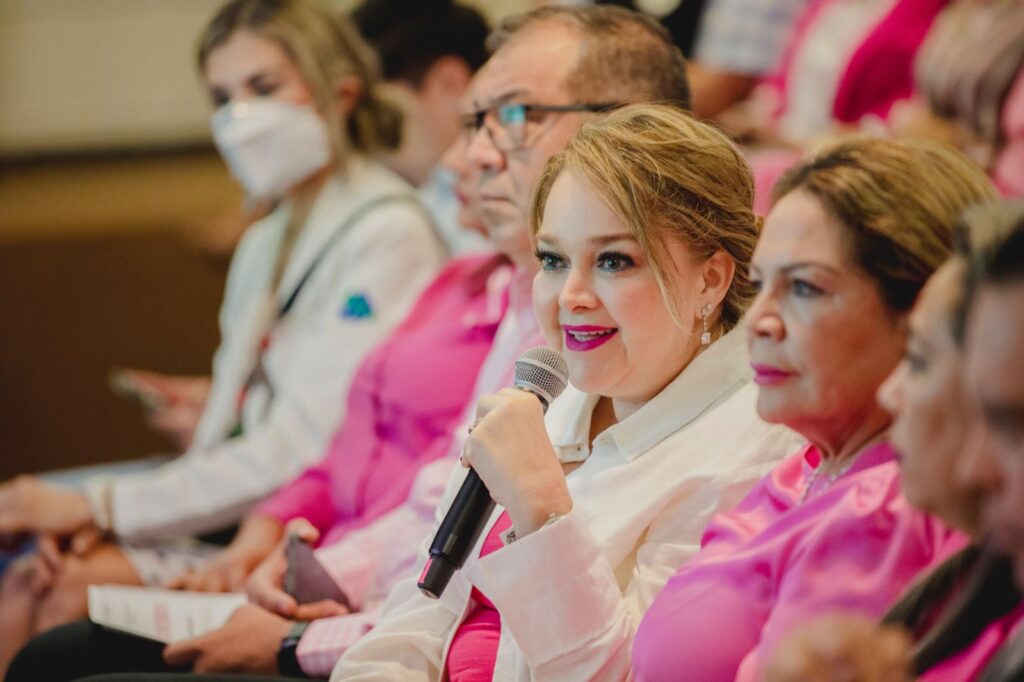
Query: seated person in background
685 0 810 120
335 102 802 681
112 0 493 452
3 128 516 682
162 141 507 600
729 0 949 213
766 201 1024 682
962 211 1024 682
0 0 447 674
4 7 710 681
893 0 1024 199
632 137 999 682
352 0 493 255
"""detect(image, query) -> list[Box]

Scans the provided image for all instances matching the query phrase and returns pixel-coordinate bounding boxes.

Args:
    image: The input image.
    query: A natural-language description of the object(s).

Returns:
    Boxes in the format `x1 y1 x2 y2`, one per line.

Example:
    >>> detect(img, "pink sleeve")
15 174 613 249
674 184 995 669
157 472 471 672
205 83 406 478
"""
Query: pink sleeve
296 605 383 678
832 0 945 124
734 482 967 681
254 459 335 534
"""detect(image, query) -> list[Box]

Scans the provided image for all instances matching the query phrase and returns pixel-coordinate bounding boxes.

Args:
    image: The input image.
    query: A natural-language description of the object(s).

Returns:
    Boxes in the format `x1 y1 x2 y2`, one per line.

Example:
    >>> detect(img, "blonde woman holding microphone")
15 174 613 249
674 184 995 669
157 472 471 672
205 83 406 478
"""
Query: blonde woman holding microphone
335 103 801 681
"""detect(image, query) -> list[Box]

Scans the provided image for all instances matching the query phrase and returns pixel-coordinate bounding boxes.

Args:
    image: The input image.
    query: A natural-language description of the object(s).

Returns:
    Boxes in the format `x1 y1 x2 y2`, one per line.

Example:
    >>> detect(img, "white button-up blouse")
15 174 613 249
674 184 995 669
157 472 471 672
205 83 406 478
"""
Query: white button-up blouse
333 325 803 681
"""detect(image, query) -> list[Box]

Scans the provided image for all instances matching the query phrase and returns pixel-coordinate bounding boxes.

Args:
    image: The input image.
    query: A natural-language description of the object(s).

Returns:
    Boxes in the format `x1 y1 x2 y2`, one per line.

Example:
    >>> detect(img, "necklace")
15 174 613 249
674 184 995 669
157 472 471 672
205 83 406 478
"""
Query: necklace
800 454 861 504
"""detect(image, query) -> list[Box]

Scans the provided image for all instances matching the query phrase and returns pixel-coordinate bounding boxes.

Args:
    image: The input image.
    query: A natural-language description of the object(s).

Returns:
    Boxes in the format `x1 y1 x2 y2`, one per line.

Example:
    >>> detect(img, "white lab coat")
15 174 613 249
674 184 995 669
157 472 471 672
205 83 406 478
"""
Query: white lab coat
87 155 446 541
333 327 804 681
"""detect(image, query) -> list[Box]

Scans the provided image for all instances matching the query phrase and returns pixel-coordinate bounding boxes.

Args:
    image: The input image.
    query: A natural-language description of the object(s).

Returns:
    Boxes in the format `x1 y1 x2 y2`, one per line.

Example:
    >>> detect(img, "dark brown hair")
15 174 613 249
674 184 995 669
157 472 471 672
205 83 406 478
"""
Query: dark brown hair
772 137 997 313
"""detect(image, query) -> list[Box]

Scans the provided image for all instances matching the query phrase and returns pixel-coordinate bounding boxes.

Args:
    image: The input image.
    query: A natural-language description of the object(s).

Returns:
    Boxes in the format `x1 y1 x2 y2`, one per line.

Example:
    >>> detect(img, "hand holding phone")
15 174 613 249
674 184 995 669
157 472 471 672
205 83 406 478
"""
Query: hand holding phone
283 534 352 611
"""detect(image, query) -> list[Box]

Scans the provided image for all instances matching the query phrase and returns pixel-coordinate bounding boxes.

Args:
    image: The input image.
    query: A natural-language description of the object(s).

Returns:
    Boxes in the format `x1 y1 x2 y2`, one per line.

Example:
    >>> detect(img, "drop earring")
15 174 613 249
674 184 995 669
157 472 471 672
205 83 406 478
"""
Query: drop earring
700 303 713 346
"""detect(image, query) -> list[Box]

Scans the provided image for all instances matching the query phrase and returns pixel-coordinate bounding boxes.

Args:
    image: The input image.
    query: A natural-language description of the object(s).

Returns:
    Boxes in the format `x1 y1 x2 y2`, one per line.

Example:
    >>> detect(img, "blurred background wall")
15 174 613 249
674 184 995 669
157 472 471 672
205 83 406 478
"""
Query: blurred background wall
0 0 529 478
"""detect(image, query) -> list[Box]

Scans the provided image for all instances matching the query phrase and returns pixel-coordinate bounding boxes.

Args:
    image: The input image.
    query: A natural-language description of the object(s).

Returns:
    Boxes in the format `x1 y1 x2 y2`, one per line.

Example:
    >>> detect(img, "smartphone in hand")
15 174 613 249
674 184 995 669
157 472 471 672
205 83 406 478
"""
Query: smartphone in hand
283 534 352 610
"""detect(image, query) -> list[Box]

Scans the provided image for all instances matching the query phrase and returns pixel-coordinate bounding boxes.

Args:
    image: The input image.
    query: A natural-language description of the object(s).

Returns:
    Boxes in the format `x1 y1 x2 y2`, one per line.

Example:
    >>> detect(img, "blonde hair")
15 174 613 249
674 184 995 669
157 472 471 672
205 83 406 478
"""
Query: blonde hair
197 0 402 158
772 137 998 312
531 103 758 332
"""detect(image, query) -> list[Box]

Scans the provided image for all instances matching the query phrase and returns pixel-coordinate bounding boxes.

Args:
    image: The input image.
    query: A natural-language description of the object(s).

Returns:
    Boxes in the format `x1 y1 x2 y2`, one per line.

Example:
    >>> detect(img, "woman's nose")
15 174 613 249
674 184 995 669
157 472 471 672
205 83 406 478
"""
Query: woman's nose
559 267 598 312
746 291 784 342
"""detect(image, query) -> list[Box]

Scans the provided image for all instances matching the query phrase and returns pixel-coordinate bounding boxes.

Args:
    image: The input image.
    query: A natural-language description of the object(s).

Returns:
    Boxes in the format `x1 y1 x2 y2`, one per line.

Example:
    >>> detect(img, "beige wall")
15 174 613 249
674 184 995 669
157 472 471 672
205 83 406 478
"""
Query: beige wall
0 0 532 157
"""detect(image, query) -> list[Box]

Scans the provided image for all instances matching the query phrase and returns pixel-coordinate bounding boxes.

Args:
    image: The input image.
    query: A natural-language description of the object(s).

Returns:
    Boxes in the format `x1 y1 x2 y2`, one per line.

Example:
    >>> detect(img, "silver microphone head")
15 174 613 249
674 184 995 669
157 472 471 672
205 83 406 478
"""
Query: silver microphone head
514 347 569 411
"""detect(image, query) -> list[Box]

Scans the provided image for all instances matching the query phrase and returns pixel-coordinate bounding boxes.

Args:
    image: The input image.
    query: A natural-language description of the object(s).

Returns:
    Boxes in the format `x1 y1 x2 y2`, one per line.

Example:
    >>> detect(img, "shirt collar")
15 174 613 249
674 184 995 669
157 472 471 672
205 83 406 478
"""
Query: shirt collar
548 325 752 463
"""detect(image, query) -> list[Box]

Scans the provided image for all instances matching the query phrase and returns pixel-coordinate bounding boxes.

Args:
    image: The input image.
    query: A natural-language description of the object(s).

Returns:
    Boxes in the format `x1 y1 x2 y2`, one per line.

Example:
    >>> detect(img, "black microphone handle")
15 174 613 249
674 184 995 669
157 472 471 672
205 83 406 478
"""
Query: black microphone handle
418 386 552 599
418 468 495 599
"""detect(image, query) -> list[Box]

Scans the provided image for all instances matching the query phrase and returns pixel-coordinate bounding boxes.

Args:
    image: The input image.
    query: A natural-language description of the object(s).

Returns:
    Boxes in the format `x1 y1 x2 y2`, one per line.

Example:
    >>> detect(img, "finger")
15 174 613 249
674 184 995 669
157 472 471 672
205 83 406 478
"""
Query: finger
0 502 25 534
36 534 63 572
71 527 103 556
249 579 297 617
294 599 350 620
284 518 319 544
163 638 204 666
226 563 248 592
28 554 56 594
164 573 188 590
199 570 226 594
472 393 503 422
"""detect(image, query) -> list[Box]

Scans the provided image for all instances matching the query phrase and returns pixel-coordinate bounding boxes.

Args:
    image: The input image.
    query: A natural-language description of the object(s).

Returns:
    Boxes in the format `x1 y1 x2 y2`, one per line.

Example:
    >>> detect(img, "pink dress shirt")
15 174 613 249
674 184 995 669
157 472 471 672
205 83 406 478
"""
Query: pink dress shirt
254 254 510 546
294 267 545 678
633 441 968 682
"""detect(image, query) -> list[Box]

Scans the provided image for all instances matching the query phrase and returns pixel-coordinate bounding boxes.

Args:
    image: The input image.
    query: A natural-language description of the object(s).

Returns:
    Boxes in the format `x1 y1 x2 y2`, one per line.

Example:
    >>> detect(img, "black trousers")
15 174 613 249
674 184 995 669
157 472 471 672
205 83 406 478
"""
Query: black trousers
6 619 306 682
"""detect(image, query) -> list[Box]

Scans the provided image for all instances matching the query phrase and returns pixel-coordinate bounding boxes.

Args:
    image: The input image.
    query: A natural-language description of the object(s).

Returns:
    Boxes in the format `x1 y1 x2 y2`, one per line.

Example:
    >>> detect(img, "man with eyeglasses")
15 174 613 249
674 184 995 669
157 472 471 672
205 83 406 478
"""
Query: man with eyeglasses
460 6 690 282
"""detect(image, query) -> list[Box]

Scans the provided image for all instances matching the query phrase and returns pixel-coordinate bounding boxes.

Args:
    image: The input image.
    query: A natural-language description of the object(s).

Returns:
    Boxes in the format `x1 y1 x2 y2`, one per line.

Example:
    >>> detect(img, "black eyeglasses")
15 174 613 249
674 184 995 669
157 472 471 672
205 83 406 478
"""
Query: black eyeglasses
460 102 621 151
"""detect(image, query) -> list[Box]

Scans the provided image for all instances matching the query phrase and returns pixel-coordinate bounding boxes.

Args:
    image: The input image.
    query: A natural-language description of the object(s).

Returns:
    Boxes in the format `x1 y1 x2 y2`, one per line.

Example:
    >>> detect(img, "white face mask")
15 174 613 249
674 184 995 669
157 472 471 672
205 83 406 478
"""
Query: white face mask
211 99 333 200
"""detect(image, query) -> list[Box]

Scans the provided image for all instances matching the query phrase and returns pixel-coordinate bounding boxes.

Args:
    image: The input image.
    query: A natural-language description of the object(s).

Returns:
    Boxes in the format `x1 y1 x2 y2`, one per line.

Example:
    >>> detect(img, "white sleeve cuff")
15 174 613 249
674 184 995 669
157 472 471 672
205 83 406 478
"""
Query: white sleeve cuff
83 476 114 532
467 508 624 665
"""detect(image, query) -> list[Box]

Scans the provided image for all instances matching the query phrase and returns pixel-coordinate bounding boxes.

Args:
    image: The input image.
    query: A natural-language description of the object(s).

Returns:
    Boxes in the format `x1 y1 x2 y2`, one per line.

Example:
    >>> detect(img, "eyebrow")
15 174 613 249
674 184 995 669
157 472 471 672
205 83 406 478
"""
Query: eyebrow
907 328 934 354
472 89 530 110
750 261 843 277
535 232 636 247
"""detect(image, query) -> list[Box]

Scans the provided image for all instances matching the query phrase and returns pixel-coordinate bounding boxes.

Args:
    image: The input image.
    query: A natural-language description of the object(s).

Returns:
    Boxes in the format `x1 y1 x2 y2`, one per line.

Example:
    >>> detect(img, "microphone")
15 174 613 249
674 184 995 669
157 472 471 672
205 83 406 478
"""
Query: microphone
418 347 569 599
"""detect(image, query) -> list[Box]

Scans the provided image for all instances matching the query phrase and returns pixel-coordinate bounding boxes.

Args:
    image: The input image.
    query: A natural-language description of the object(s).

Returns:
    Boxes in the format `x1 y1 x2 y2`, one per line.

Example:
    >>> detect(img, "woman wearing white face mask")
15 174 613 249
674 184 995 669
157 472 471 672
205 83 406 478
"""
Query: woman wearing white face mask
0 0 446 670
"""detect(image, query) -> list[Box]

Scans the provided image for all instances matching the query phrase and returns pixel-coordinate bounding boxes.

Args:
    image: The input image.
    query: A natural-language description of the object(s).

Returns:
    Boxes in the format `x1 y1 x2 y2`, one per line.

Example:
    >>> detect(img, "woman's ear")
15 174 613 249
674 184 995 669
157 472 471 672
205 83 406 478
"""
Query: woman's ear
334 74 363 117
699 250 736 313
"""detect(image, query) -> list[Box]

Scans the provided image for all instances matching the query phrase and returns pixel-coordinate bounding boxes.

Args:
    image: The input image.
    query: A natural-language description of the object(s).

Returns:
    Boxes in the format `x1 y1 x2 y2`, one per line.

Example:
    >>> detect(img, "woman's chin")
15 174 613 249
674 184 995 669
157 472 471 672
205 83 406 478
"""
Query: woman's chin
754 394 793 426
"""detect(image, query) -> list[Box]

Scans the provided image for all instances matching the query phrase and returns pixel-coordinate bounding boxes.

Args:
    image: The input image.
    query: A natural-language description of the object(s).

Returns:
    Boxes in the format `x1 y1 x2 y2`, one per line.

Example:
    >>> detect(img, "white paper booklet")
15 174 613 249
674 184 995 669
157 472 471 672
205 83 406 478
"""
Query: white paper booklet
88 585 247 643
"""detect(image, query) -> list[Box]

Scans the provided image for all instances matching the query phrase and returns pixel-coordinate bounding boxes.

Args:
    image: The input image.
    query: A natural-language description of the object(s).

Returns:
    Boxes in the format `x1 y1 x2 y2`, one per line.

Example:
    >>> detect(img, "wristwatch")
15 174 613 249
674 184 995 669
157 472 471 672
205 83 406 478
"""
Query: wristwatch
277 620 311 678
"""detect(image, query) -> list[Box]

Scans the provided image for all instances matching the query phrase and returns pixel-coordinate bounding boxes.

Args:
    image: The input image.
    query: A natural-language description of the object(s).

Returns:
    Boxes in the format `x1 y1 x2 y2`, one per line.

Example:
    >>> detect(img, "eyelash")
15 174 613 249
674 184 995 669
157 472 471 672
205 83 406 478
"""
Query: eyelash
596 251 635 272
904 349 927 374
252 80 279 97
791 279 824 297
747 277 824 297
535 249 565 271
533 250 636 273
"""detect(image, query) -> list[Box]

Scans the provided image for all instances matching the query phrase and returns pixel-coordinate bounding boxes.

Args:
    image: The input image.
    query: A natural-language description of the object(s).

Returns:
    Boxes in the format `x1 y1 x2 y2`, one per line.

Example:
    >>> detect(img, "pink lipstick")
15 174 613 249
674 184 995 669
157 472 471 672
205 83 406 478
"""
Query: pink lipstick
751 364 794 386
563 324 618 352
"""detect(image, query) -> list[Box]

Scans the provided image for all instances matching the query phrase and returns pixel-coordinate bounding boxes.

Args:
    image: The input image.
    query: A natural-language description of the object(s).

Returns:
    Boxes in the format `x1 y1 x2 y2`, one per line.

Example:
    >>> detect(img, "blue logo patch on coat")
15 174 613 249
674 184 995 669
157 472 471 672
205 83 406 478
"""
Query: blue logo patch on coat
341 292 374 319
